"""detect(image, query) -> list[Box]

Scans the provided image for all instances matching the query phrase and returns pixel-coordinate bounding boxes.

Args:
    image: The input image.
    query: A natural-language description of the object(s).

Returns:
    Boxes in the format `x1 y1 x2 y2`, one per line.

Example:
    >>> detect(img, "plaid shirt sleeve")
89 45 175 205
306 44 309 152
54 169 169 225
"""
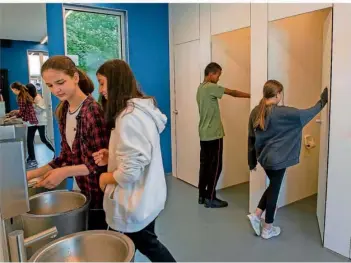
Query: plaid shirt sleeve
16 99 38 124
82 103 109 175
48 114 69 169
16 99 26 119
48 142 69 169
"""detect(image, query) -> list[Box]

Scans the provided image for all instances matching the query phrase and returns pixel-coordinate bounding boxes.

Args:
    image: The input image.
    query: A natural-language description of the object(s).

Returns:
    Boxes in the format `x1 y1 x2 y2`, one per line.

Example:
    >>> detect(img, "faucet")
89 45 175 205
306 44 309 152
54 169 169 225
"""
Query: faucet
7 226 58 262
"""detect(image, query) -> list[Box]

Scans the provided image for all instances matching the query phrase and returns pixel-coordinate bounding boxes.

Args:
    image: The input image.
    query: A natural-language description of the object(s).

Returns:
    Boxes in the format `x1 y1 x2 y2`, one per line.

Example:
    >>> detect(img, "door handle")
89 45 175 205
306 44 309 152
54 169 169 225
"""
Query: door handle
173 110 178 115
316 119 322 124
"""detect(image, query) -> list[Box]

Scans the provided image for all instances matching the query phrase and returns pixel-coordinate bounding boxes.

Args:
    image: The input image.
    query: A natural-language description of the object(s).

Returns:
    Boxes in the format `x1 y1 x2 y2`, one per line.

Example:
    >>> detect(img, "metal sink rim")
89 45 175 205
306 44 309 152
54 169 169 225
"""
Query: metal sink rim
28 230 136 262
23 190 91 218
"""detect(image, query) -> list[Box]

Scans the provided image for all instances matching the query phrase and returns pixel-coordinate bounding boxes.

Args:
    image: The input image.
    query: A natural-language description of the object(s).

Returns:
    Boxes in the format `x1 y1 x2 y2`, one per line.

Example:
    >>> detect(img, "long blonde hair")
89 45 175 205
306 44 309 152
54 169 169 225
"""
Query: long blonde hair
254 80 284 130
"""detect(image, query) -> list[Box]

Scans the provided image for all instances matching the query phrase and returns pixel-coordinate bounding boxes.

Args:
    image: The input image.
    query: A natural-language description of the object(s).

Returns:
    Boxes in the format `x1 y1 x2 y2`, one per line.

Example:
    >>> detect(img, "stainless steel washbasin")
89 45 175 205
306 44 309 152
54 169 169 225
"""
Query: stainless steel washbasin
21 190 90 258
29 230 135 262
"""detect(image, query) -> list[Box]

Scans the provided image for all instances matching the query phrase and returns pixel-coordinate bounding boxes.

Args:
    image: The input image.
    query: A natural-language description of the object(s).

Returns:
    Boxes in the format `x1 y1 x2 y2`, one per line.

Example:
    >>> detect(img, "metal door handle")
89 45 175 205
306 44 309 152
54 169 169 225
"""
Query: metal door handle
316 119 322 124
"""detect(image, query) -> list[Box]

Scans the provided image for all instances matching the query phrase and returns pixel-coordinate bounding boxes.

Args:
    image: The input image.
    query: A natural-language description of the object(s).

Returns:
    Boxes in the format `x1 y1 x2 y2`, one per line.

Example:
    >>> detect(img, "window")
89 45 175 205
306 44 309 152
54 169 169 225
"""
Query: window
63 5 126 100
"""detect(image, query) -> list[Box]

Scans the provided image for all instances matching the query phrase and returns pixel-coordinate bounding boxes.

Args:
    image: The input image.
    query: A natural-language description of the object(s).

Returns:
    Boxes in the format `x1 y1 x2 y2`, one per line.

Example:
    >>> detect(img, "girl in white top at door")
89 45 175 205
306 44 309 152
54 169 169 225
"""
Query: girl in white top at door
92 59 176 262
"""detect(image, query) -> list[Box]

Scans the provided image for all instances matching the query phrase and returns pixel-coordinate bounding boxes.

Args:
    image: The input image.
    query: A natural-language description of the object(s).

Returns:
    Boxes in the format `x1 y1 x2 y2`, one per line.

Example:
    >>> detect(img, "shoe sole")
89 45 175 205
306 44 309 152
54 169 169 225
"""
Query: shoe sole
204 203 228 208
247 215 261 236
261 231 281 239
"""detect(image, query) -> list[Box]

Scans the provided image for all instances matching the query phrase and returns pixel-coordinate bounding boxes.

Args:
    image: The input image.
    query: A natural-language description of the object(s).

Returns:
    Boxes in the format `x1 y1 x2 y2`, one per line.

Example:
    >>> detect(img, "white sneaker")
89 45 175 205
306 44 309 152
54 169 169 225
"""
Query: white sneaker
261 226 281 239
247 214 262 236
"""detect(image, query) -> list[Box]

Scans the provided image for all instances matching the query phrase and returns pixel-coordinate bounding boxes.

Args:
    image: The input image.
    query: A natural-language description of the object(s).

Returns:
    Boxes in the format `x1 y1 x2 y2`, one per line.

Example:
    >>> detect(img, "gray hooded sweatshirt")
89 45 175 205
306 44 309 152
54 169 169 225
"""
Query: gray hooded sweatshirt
248 99 327 171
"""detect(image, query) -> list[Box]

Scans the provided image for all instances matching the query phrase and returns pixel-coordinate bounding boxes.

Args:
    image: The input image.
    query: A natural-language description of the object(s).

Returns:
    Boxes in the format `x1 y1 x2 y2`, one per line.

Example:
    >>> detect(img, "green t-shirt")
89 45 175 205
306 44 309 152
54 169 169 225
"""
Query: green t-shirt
196 82 225 141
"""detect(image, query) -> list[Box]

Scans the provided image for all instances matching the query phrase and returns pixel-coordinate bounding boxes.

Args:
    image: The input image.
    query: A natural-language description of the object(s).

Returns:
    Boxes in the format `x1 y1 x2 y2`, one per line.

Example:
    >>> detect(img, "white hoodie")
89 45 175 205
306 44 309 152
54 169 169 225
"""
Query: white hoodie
104 98 168 233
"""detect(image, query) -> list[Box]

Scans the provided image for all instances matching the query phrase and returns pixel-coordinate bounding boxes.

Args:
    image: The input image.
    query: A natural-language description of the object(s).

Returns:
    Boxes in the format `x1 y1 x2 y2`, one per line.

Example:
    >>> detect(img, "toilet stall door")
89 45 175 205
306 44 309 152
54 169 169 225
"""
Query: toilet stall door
317 9 332 244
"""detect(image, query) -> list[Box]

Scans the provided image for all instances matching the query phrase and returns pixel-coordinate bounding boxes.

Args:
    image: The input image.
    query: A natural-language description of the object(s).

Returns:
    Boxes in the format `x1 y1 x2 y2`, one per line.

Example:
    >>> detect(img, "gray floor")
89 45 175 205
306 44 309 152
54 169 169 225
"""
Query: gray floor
153 177 347 262
34 144 348 262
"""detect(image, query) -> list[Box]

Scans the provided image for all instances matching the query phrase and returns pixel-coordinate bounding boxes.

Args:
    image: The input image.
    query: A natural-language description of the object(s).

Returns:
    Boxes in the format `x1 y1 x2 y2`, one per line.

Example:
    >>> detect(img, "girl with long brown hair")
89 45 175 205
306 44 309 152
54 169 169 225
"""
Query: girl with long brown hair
25 83 55 161
10 82 39 168
27 55 109 230
92 59 176 262
247 80 328 239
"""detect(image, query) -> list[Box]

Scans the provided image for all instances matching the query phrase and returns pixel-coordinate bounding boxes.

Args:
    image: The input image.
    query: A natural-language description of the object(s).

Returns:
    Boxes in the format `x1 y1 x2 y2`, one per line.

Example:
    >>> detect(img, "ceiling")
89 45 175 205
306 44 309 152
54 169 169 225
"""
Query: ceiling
0 3 47 42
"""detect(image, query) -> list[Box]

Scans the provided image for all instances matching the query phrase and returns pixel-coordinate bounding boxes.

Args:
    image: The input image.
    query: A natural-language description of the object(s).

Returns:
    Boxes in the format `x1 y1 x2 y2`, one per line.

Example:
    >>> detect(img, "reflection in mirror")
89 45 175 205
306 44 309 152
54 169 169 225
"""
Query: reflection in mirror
0 3 55 169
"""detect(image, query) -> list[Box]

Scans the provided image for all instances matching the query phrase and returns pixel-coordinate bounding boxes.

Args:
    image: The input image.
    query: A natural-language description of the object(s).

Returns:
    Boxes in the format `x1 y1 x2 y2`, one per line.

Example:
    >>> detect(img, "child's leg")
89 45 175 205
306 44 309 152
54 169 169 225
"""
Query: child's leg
125 220 176 262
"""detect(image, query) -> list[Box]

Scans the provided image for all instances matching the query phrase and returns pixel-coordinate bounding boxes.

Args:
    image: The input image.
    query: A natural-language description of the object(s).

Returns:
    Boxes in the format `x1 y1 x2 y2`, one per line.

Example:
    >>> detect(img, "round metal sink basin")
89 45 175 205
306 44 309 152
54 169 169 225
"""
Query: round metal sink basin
27 190 88 215
29 230 135 262
22 190 90 258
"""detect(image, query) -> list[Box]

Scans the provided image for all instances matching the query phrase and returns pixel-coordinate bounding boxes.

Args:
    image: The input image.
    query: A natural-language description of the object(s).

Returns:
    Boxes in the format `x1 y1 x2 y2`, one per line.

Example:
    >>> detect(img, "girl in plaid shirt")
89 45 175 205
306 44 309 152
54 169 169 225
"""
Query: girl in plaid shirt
27 56 109 230
10 82 39 168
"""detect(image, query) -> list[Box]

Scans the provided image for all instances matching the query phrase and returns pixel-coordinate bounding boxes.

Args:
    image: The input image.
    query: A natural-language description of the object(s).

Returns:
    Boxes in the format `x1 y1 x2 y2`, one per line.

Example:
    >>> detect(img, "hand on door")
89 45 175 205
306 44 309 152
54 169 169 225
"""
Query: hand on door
320 87 328 107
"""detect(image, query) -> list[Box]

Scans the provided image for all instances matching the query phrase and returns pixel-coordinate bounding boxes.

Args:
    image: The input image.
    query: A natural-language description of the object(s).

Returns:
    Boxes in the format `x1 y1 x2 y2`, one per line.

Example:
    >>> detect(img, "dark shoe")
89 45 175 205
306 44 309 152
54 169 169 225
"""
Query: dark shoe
198 197 205 204
26 159 38 169
204 197 228 208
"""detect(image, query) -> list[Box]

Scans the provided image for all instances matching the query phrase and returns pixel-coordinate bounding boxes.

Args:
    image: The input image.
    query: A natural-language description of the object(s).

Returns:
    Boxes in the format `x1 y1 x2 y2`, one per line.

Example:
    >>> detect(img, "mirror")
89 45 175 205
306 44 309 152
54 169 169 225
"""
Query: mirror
0 3 55 169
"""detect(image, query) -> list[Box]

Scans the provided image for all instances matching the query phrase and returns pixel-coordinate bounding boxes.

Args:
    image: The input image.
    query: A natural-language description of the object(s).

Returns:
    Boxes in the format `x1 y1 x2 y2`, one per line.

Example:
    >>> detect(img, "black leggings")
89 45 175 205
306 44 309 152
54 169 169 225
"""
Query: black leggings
27 125 55 161
258 168 286 224
88 209 108 230
111 219 176 262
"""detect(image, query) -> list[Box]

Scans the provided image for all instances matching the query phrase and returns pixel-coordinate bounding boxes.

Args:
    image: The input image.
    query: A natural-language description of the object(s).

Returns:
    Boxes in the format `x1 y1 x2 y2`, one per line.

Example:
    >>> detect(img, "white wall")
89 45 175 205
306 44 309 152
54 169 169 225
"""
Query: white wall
171 4 199 45
169 4 200 182
268 9 331 207
212 28 251 188
211 4 250 35
268 3 332 21
249 3 268 213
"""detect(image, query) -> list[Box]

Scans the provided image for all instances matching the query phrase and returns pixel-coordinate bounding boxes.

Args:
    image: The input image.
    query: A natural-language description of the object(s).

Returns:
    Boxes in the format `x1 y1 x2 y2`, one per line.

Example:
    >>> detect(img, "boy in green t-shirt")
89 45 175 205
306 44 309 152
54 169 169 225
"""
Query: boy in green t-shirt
196 62 250 208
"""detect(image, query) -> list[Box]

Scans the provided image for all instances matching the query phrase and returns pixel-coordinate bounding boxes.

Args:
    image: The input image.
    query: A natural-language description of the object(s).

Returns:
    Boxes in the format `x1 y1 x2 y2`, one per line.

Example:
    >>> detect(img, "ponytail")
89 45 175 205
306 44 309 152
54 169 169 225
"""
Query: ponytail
254 80 284 130
254 98 268 130
11 82 33 104
77 68 94 95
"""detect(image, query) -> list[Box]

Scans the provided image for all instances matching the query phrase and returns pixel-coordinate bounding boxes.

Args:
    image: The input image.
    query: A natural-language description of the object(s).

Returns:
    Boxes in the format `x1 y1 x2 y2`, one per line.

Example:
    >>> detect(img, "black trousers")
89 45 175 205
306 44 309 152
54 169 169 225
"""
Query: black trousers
258 168 286 224
27 125 55 161
199 138 223 200
112 219 176 262
87 209 108 230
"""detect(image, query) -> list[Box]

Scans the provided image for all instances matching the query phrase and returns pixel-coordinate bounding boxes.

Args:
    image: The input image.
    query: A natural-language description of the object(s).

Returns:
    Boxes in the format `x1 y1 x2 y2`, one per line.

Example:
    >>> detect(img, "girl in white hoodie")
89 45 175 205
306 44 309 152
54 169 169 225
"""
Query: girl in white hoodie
92 59 175 262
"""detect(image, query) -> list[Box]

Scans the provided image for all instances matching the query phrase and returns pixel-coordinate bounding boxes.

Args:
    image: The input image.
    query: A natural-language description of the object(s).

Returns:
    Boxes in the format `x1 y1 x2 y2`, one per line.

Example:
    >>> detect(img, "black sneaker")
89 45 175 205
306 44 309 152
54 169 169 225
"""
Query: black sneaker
204 197 228 208
198 197 205 204
26 159 38 169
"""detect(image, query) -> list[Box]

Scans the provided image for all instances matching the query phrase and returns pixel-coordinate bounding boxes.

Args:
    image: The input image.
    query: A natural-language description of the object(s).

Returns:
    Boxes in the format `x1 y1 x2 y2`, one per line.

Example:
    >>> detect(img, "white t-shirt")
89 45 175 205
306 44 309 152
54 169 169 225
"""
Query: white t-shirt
65 104 83 191
33 95 47 126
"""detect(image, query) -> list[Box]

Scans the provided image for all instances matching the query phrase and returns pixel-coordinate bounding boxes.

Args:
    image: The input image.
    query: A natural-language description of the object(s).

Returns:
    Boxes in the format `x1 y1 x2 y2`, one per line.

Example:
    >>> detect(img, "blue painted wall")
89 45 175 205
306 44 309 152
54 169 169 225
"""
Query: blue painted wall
0 41 48 110
46 3 172 173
